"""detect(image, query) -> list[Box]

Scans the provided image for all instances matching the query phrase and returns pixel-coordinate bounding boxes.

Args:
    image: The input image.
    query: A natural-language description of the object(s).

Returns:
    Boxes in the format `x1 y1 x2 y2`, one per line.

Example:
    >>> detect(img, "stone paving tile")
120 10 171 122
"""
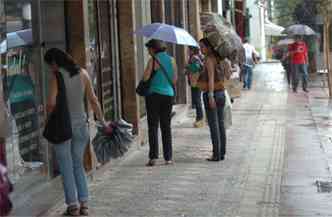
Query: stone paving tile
46 63 288 217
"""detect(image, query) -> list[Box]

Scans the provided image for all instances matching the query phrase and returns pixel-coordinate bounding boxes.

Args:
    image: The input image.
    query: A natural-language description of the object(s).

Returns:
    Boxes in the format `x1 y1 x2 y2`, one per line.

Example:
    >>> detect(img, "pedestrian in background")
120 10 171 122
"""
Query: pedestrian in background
242 39 259 90
185 46 204 128
143 39 177 167
281 48 292 88
288 35 309 93
198 38 231 162
44 48 105 216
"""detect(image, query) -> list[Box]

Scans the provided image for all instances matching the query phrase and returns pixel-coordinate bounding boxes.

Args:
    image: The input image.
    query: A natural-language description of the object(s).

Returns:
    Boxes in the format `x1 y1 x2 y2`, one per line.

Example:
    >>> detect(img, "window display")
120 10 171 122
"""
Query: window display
4 0 45 182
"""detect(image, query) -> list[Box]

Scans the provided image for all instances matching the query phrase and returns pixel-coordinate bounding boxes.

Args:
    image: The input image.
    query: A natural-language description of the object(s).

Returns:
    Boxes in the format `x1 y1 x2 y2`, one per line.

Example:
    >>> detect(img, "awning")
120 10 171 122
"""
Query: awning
265 20 285 36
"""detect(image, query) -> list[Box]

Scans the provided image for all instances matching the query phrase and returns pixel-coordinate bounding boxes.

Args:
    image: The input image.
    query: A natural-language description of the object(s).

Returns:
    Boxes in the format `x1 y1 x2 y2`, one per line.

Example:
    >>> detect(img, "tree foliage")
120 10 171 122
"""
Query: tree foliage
273 0 302 27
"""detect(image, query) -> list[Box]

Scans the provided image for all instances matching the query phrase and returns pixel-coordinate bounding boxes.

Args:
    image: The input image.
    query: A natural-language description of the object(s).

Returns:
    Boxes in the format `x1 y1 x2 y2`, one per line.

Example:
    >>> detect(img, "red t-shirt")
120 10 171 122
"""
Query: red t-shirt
288 41 308 64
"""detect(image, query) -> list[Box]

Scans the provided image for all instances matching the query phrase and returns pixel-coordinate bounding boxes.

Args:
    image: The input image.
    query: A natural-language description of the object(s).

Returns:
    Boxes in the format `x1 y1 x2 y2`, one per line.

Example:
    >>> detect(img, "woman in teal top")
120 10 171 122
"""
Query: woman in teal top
143 39 177 166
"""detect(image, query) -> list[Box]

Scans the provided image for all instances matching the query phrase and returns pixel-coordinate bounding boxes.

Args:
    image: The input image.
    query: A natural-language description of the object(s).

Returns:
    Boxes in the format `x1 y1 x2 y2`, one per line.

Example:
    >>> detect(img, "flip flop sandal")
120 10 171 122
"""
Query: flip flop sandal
63 206 80 216
80 205 89 216
145 159 156 167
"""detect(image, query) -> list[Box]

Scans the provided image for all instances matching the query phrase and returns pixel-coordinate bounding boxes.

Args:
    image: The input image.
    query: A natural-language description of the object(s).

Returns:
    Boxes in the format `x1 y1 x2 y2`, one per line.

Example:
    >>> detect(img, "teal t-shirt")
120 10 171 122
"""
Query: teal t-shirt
149 52 175 96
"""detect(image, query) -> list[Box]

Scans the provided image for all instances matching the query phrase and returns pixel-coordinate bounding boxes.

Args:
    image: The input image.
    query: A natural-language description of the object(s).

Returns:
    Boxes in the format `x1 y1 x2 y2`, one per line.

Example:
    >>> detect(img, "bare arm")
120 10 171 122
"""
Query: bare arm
206 57 215 94
143 58 154 81
46 73 57 114
206 57 217 109
81 69 104 123
172 58 178 85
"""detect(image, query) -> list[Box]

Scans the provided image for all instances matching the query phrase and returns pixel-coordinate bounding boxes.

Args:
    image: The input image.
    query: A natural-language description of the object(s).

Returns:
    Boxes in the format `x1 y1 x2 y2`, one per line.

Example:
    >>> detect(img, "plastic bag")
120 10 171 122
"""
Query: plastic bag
224 90 232 129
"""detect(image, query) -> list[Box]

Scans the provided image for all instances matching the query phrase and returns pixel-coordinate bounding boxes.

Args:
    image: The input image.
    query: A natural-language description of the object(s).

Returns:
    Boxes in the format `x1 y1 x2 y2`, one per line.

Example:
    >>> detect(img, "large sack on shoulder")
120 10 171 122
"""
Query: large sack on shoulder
206 31 233 60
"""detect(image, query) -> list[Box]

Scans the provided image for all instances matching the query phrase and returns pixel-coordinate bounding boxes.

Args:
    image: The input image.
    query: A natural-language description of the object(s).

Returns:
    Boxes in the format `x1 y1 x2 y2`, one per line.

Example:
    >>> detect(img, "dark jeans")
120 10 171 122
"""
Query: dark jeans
146 93 173 161
203 91 226 160
243 65 253 89
191 87 203 121
292 64 308 91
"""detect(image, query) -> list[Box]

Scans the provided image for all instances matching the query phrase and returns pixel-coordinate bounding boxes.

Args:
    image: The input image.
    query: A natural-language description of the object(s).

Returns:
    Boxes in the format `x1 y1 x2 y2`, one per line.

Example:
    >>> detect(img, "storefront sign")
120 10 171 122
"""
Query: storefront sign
8 74 40 161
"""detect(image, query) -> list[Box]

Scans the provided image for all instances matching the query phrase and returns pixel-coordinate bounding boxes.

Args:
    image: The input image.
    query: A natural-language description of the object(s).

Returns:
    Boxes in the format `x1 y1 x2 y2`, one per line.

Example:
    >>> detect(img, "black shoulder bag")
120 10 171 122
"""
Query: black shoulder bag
136 60 157 97
153 57 176 104
43 72 72 144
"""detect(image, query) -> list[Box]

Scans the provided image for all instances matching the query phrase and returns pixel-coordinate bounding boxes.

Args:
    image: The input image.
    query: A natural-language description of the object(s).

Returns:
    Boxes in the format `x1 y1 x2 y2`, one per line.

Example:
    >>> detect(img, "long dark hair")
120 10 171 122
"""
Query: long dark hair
44 48 80 77
199 38 220 60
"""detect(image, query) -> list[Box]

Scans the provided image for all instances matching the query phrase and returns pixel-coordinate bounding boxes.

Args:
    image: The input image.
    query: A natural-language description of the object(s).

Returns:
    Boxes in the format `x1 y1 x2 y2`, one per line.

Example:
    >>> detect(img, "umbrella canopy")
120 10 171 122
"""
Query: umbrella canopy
277 38 295 46
134 23 198 47
282 24 316 36
265 20 285 36
0 28 33 54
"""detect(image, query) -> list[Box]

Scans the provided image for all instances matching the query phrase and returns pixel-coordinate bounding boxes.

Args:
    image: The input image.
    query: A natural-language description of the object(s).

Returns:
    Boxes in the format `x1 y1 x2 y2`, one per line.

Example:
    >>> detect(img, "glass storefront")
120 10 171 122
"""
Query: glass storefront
4 0 45 183
87 0 120 121
2 0 67 184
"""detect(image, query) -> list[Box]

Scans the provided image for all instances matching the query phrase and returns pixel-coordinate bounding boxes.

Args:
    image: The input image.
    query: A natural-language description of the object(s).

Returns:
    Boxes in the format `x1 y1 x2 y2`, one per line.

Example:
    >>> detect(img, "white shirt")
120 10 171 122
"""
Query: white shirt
243 43 258 66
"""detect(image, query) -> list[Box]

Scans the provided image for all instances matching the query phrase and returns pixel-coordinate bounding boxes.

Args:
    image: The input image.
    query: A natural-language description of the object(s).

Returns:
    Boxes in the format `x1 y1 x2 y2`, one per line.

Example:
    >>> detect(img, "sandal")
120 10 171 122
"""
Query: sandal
63 205 80 216
80 205 89 216
165 160 174 165
145 159 156 167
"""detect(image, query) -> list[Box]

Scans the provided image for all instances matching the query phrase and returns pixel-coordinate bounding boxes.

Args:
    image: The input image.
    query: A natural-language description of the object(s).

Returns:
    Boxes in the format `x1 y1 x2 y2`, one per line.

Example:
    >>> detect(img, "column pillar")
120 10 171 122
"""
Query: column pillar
188 0 202 41
118 0 140 134
201 0 212 12
151 0 165 23
65 0 90 68
173 0 188 104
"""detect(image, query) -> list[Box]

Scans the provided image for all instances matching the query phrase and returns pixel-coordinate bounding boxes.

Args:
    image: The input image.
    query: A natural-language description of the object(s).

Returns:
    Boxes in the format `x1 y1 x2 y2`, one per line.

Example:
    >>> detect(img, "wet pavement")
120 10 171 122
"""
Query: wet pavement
40 62 332 217
279 74 332 217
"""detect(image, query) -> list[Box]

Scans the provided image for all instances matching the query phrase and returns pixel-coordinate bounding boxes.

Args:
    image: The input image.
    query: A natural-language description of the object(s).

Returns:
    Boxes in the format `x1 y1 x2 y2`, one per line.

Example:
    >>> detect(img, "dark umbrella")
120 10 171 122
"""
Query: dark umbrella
92 121 133 164
282 24 316 36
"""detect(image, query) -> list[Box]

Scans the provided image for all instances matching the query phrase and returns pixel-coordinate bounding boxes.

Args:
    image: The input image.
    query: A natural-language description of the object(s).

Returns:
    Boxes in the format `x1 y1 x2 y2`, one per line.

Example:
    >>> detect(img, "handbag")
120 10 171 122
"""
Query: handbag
136 60 157 97
43 72 72 144
153 57 176 104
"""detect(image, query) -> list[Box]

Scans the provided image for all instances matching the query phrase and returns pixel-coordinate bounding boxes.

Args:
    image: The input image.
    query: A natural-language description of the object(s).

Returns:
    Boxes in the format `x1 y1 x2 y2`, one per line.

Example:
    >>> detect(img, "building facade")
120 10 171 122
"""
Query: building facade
0 0 212 203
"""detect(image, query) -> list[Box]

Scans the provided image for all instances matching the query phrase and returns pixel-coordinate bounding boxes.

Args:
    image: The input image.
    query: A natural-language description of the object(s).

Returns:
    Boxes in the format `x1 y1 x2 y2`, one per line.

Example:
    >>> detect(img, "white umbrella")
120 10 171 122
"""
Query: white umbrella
134 23 198 47
282 24 316 36
277 38 295 46
0 29 33 54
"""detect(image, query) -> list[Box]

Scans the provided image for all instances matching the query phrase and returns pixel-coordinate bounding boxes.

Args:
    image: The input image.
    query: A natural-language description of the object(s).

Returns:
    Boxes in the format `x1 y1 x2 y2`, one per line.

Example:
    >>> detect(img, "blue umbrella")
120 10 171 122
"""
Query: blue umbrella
135 23 198 47
0 29 33 54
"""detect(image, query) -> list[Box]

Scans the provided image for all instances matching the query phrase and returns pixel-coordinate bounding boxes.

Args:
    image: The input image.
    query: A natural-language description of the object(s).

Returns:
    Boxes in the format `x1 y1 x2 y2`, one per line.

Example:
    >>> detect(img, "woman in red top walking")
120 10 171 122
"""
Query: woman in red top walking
288 35 309 93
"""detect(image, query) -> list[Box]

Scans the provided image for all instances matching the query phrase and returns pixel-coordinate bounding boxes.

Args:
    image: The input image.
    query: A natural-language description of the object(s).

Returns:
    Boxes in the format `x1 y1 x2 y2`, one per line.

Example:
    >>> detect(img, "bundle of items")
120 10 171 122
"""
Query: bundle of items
92 120 133 164
201 13 244 61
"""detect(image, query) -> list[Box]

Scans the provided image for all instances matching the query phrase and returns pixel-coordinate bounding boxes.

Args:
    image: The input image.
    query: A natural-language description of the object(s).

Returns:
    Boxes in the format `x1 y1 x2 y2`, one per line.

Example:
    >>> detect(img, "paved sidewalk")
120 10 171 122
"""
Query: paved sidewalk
279 74 332 217
43 62 288 217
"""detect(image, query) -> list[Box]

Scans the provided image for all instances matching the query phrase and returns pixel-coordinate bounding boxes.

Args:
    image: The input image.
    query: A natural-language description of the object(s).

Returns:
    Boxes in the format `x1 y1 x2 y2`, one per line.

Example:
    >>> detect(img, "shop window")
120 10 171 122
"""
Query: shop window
4 0 45 182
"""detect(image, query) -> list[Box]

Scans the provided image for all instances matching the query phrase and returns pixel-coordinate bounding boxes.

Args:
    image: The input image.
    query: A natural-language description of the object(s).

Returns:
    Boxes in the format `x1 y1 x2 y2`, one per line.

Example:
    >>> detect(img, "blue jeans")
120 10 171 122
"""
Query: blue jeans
292 64 308 91
191 87 203 121
54 119 89 205
203 91 226 160
243 65 253 89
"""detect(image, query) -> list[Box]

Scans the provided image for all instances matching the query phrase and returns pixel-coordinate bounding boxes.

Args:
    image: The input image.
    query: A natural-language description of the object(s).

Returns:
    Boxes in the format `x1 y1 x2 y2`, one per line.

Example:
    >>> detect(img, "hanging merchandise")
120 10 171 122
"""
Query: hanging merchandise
92 120 133 164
